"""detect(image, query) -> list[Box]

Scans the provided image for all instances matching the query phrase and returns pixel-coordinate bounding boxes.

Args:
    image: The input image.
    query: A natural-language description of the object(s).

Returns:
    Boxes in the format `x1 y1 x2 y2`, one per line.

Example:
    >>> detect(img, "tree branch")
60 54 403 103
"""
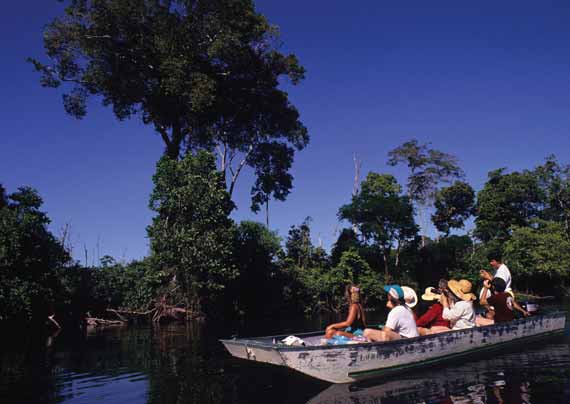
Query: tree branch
228 145 253 197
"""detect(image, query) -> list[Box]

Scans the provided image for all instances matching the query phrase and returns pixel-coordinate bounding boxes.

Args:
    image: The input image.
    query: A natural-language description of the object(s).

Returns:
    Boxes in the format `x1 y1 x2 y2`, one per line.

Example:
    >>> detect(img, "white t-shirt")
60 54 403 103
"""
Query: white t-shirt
385 305 419 338
495 264 512 292
442 300 475 330
480 263 513 299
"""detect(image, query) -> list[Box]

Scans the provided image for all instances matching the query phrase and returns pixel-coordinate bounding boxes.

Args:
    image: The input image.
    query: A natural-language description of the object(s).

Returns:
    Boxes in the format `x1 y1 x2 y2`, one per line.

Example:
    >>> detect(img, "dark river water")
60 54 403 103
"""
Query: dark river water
1 304 570 404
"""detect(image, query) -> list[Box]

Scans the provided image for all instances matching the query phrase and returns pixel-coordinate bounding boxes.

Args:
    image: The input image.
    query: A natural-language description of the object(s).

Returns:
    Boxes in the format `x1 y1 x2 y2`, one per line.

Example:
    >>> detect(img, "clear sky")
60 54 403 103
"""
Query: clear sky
2 1 570 263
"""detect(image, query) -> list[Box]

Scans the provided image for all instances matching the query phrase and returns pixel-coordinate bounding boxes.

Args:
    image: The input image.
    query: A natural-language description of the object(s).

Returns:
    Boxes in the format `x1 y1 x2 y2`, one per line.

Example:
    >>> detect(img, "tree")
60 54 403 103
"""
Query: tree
0 186 70 322
30 0 308 209
474 168 542 242
432 181 475 236
339 173 418 280
534 155 570 238
230 221 282 316
503 220 570 293
147 151 236 316
285 217 313 269
330 228 361 266
387 139 464 243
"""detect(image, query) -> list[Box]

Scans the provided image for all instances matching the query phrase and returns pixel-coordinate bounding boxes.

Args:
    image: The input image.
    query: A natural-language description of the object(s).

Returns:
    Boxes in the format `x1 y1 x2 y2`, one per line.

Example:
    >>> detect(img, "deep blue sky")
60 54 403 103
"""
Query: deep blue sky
2 1 570 263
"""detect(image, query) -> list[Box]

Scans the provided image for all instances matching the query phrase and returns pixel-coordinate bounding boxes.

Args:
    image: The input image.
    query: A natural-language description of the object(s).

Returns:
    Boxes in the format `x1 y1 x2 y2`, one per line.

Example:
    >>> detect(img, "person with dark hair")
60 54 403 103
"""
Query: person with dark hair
480 250 512 299
363 285 419 341
325 284 367 339
478 277 529 325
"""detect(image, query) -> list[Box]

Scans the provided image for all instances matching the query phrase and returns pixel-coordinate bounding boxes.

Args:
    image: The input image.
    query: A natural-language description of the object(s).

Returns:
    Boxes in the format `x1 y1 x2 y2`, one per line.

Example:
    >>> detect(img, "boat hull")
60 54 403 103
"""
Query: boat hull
220 312 566 384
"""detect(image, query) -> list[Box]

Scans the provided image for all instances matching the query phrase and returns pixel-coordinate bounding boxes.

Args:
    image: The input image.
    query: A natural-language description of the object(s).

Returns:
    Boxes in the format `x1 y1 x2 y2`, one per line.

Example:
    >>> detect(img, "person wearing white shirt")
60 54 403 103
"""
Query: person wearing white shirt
363 285 419 341
480 251 512 299
441 279 476 330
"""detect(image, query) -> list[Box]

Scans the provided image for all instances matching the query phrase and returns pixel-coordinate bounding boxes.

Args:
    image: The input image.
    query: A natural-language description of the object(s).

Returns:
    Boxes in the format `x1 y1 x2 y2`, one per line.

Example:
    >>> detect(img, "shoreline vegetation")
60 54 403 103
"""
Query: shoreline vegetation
3 1 570 332
2 149 570 332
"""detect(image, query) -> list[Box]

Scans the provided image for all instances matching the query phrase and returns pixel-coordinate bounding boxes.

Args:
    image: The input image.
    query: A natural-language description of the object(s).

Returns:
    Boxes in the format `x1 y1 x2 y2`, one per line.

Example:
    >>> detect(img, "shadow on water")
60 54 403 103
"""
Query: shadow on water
1 306 570 403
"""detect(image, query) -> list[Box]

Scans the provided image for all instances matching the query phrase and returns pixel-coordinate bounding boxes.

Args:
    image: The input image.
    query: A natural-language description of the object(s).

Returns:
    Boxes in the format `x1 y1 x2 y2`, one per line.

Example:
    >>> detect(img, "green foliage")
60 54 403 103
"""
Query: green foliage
474 168 542 242
337 250 385 304
229 221 283 316
534 155 570 237
330 228 361 266
503 221 570 292
285 217 314 269
30 0 308 209
387 139 464 205
339 173 418 279
432 181 475 235
0 186 70 322
147 151 237 314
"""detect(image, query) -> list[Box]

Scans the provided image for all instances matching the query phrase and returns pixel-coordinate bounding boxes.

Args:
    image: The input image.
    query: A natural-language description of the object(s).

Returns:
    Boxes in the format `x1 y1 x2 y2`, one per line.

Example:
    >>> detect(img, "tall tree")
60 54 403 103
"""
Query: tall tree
330 228 361 266
534 155 570 238
387 139 464 243
339 173 418 280
285 217 313 269
474 168 542 242
30 0 308 209
0 186 70 322
147 151 236 316
432 181 475 236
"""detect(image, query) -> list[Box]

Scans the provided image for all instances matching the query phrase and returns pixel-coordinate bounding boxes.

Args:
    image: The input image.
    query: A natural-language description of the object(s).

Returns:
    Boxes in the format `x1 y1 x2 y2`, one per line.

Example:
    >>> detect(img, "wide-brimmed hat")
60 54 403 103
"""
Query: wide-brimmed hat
384 284 405 301
447 279 476 301
421 287 442 301
402 286 418 308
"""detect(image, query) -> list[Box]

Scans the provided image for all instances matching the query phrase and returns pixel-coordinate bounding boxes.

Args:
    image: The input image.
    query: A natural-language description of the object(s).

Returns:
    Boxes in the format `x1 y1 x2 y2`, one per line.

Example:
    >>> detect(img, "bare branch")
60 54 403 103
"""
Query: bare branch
228 145 253 197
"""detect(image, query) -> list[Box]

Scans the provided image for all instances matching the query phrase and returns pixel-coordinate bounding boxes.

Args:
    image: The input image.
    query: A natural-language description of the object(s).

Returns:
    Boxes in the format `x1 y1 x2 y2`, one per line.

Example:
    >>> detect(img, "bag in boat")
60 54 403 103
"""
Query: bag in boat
281 335 306 346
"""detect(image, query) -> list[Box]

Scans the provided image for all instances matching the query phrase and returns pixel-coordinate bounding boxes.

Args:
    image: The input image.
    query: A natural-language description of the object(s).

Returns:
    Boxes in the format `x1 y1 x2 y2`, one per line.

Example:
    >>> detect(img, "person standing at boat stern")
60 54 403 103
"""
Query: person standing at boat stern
325 284 367 339
363 285 419 342
480 251 512 299
441 279 476 330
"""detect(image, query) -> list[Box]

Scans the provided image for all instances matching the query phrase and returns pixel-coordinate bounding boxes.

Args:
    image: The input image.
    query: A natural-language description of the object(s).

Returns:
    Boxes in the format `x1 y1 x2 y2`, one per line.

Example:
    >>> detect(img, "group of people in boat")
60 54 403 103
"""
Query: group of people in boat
325 251 531 342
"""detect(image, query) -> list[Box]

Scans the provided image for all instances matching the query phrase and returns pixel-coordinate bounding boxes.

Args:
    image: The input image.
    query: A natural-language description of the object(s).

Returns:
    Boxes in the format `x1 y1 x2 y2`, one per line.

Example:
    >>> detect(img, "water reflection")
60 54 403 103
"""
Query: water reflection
308 337 570 404
1 314 570 404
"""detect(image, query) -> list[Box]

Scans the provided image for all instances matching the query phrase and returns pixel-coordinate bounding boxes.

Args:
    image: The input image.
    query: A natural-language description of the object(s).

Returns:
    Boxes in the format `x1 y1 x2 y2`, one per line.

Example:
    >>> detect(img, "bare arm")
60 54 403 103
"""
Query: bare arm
512 299 530 317
480 269 493 281
440 293 449 309
480 280 491 309
326 304 357 332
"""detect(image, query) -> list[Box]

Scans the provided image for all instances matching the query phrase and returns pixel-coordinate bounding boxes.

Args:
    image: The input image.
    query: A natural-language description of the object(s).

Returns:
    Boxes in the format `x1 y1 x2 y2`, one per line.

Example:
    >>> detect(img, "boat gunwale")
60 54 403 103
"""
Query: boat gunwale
219 310 566 352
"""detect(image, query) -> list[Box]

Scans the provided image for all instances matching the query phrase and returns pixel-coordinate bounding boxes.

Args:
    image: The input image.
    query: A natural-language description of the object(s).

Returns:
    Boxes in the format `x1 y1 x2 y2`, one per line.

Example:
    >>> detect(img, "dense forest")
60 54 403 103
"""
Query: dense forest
2 0 570 327
2 147 570 327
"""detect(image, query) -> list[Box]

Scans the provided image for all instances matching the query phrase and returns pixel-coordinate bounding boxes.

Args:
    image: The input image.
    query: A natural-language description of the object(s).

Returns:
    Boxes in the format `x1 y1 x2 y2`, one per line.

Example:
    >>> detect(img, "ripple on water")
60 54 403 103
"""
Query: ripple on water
55 369 149 404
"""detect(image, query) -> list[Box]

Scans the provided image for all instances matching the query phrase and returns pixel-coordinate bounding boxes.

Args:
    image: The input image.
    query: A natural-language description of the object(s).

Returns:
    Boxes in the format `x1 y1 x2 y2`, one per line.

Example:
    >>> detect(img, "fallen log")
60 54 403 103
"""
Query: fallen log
86 317 127 327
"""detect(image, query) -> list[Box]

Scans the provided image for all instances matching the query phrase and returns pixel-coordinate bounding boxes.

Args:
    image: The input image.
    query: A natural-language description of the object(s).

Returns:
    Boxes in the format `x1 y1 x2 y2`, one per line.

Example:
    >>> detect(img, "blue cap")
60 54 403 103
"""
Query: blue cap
384 284 405 300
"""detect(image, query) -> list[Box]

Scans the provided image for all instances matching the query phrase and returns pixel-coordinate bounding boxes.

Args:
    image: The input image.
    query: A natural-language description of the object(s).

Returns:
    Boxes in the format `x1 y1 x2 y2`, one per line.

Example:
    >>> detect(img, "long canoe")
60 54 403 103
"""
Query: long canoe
220 311 566 384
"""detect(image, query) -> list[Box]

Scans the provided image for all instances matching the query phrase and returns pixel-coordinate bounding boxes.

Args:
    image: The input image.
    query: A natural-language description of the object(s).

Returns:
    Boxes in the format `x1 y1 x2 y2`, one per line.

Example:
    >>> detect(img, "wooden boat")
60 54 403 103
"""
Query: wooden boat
220 311 566 384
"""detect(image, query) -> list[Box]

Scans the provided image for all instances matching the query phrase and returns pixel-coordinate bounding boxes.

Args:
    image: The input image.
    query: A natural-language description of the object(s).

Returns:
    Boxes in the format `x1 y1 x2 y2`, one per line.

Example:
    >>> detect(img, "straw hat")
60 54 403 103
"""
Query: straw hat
421 287 442 301
402 286 418 308
447 279 476 301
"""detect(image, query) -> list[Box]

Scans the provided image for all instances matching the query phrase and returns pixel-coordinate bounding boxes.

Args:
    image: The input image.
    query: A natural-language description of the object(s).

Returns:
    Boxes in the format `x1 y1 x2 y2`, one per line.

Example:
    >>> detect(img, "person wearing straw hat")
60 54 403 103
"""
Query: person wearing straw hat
441 279 476 330
416 280 451 336
363 285 419 342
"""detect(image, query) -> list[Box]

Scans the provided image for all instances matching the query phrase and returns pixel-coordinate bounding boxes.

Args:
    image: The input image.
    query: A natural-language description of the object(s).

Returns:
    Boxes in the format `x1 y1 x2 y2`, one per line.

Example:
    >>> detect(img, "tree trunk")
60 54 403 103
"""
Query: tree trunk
265 199 269 228
382 247 391 282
